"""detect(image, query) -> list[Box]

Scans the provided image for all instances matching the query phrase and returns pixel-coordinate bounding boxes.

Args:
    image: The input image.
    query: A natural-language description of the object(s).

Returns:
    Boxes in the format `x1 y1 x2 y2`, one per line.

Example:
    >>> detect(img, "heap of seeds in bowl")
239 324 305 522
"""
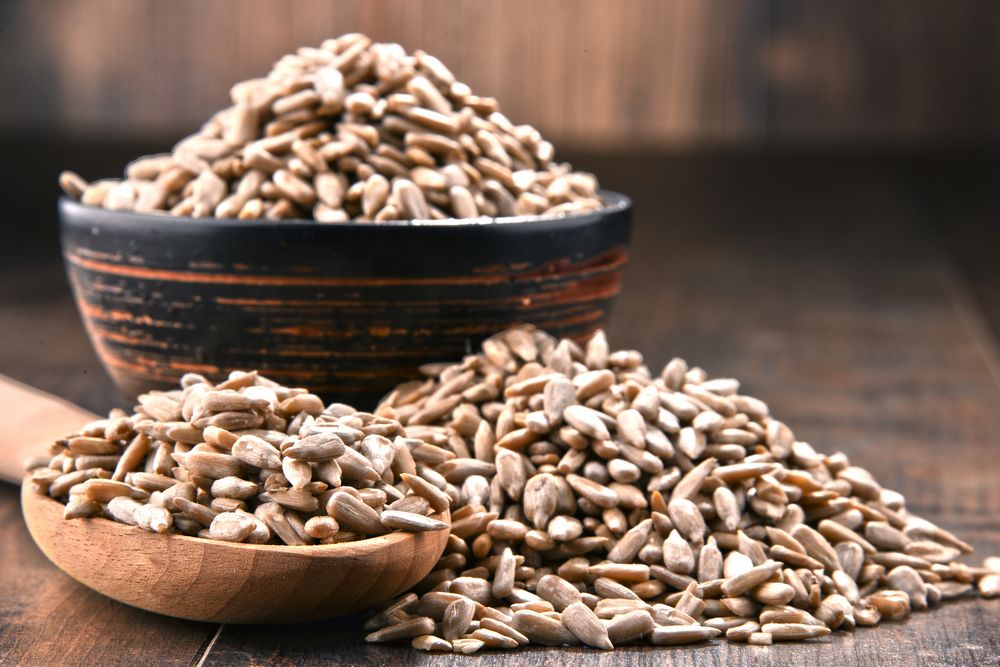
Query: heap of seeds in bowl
58 33 601 222
362 326 999 653
26 371 449 543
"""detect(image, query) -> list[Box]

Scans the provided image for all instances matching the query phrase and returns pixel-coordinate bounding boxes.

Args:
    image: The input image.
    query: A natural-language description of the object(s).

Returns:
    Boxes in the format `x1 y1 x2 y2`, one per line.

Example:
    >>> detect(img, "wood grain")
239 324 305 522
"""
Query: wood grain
0 486 217 667
3 1 998 147
767 0 1000 143
0 0 764 147
2 153 1000 664
0 374 97 483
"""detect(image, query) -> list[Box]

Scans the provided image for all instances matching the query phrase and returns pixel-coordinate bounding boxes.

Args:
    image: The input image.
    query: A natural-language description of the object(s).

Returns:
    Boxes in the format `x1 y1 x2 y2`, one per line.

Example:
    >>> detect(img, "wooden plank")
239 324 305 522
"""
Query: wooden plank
0 375 98 483
893 153 1000 360
767 0 1000 142
198 157 1000 663
0 486 219 666
5 1 1000 146
0 0 767 147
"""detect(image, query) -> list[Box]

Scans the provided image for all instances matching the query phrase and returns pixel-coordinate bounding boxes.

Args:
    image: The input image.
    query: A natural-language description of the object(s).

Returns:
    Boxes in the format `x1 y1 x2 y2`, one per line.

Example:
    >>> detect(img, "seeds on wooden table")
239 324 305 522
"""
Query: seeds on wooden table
761 623 832 641
411 635 451 652
451 638 486 654
361 325 998 654
366 616 436 643
29 324 999 652
470 628 520 649
886 565 929 610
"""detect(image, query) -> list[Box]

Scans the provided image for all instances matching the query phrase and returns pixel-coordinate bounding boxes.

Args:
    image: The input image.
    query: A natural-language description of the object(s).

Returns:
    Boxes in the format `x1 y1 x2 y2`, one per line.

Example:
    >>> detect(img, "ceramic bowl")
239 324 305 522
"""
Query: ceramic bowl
60 193 632 405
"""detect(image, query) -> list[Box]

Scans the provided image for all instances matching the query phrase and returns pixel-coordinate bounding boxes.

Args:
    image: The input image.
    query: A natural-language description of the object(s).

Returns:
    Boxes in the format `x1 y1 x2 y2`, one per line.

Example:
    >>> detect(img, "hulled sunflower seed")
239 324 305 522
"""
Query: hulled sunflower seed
442 596 476 640
561 602 613 649
760 623 831 641
366 616 436 643
510 610 580 646
380 509 448 532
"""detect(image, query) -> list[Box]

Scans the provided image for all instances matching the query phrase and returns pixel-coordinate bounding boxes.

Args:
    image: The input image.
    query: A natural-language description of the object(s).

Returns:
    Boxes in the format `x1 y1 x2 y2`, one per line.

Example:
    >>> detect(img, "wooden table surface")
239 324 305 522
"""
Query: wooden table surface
2 150 999 666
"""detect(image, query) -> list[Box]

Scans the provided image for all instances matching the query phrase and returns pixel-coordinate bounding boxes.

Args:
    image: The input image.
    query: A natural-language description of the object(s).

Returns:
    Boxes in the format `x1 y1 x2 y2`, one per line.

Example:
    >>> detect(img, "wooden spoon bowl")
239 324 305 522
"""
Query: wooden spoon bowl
21 482 449 624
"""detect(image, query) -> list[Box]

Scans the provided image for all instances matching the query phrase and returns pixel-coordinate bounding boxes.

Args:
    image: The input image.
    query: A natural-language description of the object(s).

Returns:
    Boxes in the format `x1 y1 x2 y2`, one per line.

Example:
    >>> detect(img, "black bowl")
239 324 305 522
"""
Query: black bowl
59 193 632 405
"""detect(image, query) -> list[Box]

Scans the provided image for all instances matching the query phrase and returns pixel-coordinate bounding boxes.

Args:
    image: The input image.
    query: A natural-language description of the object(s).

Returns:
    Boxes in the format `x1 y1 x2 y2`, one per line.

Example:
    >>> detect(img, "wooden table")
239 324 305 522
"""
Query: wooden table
2 151 999 665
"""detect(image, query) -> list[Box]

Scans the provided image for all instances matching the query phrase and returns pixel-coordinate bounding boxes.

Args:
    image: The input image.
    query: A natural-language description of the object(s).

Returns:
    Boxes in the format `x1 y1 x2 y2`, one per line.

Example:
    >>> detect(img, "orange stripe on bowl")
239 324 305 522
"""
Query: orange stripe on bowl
64 248 628 288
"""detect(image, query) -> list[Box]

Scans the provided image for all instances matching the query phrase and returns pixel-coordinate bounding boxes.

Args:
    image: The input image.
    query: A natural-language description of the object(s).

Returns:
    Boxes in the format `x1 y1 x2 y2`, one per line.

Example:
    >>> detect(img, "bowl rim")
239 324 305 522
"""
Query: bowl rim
59 189 631 230
22 481 450 556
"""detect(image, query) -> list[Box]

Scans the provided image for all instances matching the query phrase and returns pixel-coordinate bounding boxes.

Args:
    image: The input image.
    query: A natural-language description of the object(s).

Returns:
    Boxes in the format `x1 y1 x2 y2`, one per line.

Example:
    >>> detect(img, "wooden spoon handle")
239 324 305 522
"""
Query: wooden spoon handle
0 374 98 484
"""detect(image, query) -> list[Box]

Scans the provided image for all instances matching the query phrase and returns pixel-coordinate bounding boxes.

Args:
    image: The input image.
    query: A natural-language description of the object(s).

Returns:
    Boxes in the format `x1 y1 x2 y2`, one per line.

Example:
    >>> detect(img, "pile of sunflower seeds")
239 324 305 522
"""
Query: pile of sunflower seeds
58 33 602 222
363 326 1000 652
26 370 448 544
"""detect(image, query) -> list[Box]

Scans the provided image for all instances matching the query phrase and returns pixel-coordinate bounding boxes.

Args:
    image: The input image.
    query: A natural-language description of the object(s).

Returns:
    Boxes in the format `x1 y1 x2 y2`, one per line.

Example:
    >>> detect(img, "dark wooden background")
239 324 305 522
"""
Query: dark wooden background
1 0 998 147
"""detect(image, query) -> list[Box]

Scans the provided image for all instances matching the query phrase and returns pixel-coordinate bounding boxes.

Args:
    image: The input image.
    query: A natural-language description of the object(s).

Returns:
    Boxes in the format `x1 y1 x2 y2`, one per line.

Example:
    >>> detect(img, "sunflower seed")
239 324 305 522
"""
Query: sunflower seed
604 609 655 644
442 596 476 640
381 509 448 532
133 503 173 533
510 610 580 646
536 574 582 611
326 491 386 535
367 616 436 643
721 560 782 597
760 623 831 641
411 635 450 652
561 602 613 649
978 574 1000 598
63 495 101 520
450 638 486 654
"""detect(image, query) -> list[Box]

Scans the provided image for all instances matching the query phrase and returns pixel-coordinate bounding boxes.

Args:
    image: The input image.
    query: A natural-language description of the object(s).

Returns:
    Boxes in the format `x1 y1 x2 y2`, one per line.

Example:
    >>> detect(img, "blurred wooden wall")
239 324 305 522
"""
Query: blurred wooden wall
0 0 997 147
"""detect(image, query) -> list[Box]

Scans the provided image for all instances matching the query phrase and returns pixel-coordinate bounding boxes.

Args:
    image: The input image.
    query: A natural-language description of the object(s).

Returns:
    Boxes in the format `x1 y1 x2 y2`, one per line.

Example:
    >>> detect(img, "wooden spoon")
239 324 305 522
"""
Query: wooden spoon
0 374 98 483
6 375 450 623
